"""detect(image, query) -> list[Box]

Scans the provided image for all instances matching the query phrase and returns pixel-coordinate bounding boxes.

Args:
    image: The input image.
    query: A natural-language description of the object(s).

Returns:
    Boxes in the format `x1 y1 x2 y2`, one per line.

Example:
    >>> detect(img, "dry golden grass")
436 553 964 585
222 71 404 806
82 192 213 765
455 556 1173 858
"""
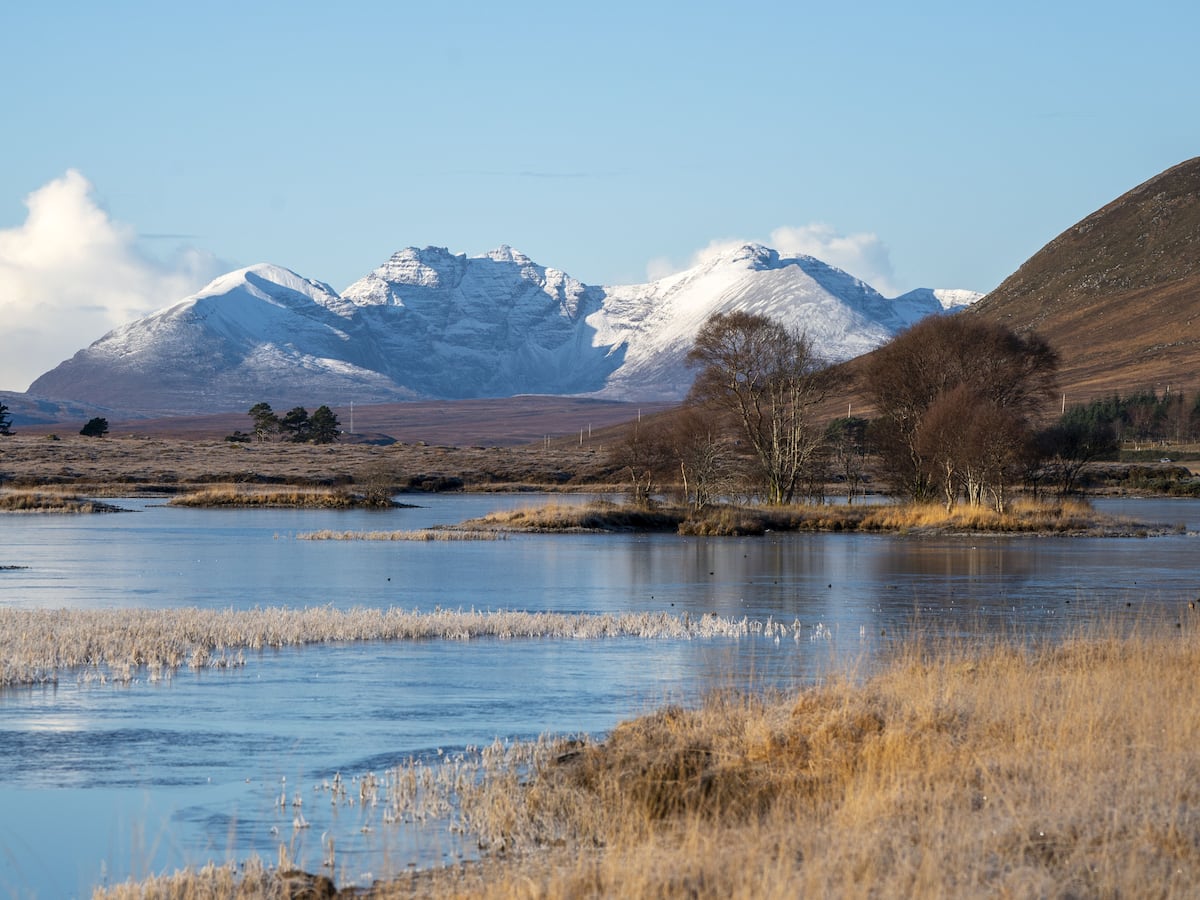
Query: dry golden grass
0 488 123 513
856 497 1131 534
168 486 392 509
94 622 1200 898
459 500 684 532
465 497 1150 537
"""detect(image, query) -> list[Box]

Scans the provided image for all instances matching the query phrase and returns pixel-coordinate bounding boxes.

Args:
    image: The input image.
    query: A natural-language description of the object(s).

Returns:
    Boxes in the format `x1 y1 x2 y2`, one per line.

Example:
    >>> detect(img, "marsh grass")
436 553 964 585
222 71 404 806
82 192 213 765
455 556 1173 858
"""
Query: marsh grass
856 497 1126 534
297 529 503 541
94 622 1200 898
0 607 789 686
0 488 123 513
168 486 394 509
464 497 1148 536
459 499 683 532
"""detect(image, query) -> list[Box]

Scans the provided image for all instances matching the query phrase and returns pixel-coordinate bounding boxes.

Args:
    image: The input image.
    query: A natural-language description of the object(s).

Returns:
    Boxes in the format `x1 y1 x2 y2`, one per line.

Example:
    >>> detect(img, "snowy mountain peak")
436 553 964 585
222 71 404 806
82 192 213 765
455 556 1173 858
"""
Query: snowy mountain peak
484 244 533 265
189 263 351 316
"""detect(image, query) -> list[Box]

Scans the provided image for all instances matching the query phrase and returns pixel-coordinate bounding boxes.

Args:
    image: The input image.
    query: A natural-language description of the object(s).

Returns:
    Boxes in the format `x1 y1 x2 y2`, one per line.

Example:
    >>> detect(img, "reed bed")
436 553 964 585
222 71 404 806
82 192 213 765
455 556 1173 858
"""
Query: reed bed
463 497 1149 537
0 488 123 513
94 623 1200 898
459 499 684 532
296 529 503 541
0 606 809 686
856 497 1134 534
168 486 392 509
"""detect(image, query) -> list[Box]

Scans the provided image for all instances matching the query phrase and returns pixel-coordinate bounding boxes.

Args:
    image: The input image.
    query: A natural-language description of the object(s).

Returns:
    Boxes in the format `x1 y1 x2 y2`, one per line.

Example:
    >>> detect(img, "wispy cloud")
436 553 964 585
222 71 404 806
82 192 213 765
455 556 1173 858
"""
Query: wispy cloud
646 223 900 296
0 171 226 392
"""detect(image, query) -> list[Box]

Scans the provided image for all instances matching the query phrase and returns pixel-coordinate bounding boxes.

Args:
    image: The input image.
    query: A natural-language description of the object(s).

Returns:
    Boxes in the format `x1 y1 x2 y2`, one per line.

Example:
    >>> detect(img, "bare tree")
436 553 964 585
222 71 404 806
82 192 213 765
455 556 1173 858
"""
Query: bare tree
863 316 1058 502
608 420 671 508
825 416 869 505
917 386 1033 512
666 405 740 510
686 312 837 505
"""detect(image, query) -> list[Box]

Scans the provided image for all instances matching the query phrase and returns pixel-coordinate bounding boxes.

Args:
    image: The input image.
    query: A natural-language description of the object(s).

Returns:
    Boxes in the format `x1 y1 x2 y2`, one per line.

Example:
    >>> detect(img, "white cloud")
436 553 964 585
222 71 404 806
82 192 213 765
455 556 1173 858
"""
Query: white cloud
0 170 225 391
646 224 901 296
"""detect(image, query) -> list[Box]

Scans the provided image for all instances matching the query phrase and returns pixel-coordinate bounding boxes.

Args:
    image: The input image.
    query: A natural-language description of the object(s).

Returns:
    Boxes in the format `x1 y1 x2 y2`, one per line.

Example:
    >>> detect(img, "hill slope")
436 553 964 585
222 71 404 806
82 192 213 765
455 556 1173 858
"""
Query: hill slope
971 157 1200 400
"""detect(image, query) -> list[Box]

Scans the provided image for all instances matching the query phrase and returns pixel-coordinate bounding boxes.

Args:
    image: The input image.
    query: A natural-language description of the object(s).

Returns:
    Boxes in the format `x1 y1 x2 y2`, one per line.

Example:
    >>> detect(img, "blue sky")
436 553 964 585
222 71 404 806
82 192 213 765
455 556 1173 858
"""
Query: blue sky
1 0 1197 391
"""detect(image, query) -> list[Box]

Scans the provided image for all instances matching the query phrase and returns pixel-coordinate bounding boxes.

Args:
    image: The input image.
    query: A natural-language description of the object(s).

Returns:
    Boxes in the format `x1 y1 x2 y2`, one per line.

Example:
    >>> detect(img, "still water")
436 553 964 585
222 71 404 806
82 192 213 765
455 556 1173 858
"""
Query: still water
1 495 1197 897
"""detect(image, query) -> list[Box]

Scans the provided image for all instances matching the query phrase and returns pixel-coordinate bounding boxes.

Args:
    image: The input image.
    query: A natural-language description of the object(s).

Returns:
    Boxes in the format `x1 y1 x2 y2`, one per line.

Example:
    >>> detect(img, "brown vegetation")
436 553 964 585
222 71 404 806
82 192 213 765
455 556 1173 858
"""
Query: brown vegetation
167 486 393 509
0 434 623 494
459 500 684 532
460 497 1152 537
970 157 1200 400
96 623 1200 899
0 488 123 513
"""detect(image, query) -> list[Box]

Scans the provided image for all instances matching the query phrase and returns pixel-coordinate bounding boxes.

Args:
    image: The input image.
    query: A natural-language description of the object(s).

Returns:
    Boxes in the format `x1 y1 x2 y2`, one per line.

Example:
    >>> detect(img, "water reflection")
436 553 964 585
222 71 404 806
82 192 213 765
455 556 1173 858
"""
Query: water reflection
1 494 1198 895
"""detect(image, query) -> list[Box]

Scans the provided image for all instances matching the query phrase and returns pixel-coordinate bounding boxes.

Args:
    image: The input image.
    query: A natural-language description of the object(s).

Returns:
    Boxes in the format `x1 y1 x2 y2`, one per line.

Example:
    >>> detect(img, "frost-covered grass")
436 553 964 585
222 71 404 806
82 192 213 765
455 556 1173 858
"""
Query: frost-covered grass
94 623 1200 899
297 529 503 541
0 606 801 686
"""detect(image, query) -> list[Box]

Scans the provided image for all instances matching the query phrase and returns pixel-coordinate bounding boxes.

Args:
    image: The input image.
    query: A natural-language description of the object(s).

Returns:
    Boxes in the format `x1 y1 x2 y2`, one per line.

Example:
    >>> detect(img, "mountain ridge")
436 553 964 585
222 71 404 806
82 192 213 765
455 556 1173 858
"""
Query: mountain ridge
27 243 980 415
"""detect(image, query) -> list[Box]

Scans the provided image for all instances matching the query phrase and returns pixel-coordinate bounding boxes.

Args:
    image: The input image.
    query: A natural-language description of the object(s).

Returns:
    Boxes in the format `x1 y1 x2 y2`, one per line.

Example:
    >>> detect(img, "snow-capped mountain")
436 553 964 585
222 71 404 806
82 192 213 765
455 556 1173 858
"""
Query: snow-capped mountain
28 264 411 414
589 245 976 399
340 246 619 397
28 245 980 413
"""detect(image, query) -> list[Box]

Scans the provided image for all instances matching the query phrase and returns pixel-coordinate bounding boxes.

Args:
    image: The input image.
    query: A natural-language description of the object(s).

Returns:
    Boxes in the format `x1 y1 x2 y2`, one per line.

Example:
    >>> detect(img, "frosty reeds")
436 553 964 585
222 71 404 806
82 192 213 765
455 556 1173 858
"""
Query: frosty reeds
297 529 503 541
0 606 816 686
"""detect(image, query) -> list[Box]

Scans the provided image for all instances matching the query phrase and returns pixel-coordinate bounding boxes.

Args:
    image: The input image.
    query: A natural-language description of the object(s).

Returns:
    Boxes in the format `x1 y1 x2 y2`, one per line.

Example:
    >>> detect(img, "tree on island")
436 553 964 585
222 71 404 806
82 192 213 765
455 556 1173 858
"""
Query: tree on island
80 417 109 438
0 402 13 436
863 315 1058 508
686 311 838 505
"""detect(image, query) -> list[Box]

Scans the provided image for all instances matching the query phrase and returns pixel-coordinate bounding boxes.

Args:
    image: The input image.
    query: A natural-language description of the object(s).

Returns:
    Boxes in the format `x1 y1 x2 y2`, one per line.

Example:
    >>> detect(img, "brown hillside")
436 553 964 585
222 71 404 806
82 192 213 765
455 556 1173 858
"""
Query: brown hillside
13 396 673 448
970 156 1200 401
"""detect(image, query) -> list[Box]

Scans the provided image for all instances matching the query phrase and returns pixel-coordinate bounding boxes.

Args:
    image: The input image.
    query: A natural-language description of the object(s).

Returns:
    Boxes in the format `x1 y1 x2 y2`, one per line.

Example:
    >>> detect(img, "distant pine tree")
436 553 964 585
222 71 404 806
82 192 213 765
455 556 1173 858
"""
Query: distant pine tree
309 405 341 444
80 417 109 438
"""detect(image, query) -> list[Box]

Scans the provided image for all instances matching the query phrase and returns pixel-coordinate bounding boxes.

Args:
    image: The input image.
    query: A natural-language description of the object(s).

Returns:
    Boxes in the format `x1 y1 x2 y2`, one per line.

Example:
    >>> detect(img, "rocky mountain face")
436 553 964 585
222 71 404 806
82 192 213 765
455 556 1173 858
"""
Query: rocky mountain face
28 244 979 414
969 156 1200 398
